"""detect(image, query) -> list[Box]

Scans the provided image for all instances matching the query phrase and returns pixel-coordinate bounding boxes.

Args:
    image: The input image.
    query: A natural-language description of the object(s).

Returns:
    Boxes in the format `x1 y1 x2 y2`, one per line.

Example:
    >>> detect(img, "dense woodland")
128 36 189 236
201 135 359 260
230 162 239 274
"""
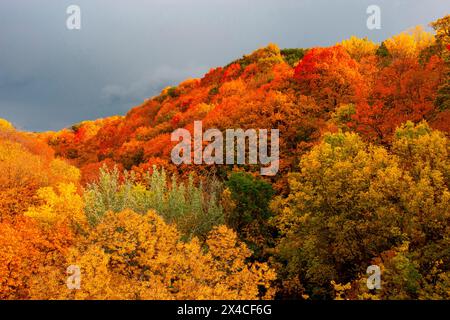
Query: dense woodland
1 15 450 299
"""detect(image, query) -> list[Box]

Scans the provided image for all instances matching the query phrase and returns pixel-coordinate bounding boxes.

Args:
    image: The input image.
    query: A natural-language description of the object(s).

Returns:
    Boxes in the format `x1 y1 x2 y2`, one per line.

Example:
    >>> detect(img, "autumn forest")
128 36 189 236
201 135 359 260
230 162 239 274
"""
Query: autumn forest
1 15 450 300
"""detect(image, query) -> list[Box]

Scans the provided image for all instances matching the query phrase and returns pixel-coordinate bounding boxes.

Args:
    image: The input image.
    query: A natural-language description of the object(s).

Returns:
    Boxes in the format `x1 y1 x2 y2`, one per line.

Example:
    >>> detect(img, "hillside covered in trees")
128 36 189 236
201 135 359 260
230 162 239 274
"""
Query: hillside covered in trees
1 15 450 300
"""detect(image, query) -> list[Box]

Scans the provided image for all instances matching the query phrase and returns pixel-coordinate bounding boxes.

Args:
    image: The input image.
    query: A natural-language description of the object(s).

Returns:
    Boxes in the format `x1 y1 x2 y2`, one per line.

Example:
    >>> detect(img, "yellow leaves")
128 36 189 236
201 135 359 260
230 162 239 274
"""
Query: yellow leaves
205 225 276 299
331 280 352 300
0 118 14 131
64 209 275 300
393 121 449 174
207 225 251 272
48 158 81 186
219 78 247 97
89 209 178 275
341 36 378 61
391 121 450 218
385 32 417 59
385 26 435 59
272 123 450 299
411 25 436 51
0 140 44 189
25 183 86 228
66 245 114 300
0 136 79 191
239 43 283 68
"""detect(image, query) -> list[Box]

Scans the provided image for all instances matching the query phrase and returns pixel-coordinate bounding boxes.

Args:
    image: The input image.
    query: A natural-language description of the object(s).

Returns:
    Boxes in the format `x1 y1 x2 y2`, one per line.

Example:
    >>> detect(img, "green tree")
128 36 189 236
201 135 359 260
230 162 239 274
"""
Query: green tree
224 172 274 257
280 48 307 67
84 166 224 241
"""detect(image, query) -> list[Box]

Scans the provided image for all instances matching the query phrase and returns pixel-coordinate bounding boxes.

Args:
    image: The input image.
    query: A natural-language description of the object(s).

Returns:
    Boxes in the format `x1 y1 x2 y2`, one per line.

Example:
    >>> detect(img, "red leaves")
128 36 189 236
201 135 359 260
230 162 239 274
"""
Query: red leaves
294 46 366 111
40 43 449 184
222 63 242 81
350 55 445 143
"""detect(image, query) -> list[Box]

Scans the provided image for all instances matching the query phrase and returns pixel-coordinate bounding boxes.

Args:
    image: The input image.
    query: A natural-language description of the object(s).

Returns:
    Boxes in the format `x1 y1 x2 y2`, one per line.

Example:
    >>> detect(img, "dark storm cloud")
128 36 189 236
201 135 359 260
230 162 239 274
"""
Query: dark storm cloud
0 0 449 131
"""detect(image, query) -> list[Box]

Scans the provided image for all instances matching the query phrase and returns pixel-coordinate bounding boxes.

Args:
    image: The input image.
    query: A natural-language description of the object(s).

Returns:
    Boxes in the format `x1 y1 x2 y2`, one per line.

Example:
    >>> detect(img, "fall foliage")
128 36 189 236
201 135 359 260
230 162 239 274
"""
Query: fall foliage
1 15 450 300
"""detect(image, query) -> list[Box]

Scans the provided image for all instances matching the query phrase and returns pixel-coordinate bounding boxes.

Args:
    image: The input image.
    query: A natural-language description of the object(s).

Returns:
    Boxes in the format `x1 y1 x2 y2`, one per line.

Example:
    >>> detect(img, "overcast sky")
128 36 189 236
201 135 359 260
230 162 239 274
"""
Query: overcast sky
0 0 449 131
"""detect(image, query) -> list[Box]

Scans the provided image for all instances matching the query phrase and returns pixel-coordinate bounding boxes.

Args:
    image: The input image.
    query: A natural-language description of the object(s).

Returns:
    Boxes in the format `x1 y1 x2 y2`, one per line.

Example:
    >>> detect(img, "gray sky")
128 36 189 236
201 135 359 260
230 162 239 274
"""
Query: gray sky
0 0 449 132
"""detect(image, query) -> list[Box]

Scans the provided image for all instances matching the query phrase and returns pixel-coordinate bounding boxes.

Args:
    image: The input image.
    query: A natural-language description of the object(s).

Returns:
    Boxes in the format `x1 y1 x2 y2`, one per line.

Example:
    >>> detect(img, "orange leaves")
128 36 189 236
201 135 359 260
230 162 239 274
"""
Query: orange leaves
222 63 242 81
0 214 73 299
80 158 121 185
0 124 80 299
0 219 42 299
0 185 41 222
34 35 449 186
2 30 450 301
350 55 445 143
294 45 367 111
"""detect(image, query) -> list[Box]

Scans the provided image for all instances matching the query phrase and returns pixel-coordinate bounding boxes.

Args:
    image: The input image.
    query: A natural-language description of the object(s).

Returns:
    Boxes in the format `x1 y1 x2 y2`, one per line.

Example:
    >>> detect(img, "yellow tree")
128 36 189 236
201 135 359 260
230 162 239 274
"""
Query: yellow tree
58 209 275 300
384 26 435 59
0 140 45 190
341 36 378 61
25 183 86 229
271 122 450 299
0 118 14 131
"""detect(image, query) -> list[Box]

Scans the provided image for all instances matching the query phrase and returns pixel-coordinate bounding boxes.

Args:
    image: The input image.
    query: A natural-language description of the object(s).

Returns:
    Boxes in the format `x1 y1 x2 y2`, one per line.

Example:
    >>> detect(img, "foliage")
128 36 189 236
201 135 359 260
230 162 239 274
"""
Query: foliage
432 15 450 111
59 209 275 300
224 172 275 257
271 122 450 299
84 166 224 240
340 36 378 61
1 15 450 300
25 183 87 229
280 48 307 67
0 118 14 131
294 45 366 111
225 172 274 229
384 26 435 59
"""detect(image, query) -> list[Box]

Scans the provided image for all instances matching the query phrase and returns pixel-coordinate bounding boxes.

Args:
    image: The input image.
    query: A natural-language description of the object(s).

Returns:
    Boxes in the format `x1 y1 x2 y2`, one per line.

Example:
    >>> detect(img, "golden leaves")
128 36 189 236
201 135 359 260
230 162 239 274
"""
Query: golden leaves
25 183 86 228
384 26 435 59
65 210 275 300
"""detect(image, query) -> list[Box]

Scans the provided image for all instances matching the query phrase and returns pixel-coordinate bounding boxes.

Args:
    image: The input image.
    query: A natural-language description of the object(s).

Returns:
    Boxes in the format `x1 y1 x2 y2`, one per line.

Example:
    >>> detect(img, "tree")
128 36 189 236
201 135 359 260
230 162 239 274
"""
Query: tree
271 122 450 299
0 140 45 190
340 36 378 61
25 183 87 230
0 118 14 131
0 214 74 299
430 15 450 54
60 209 275 300
84 166 224 241
384 26 435 60
224 172 274 257
0 218 43 299
294 46 366 111
350 55 445 143
431 15 450 111
280 48 307 67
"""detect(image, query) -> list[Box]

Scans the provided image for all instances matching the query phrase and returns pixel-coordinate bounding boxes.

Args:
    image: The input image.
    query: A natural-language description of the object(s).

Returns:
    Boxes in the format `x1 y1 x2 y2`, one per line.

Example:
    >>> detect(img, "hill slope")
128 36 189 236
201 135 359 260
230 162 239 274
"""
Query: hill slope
1 15 450 300
42 31 450 188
